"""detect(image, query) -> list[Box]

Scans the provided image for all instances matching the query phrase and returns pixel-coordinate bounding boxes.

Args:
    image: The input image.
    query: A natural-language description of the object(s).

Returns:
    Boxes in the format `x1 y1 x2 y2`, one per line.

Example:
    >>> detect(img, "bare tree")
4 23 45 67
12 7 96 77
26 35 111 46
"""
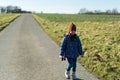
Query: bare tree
78 8 88 14
112 8 118 14
106 9 112 14
94 10 101 14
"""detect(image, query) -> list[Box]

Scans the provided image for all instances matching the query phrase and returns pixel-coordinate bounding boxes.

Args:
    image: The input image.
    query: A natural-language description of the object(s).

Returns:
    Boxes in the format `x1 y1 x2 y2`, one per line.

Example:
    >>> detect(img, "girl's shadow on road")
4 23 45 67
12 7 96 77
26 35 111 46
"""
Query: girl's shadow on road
72 78 84 80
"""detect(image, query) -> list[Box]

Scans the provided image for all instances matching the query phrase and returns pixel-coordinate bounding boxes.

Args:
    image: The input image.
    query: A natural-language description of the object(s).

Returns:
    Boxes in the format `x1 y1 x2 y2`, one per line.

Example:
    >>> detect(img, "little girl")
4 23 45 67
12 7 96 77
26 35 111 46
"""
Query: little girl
59 23 84 79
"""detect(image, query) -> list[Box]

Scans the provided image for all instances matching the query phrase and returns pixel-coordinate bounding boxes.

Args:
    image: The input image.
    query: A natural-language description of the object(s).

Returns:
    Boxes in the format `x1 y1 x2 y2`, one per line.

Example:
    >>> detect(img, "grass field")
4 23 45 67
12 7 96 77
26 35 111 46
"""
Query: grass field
0 14 20 31
36 13 120 22
33 13 120 80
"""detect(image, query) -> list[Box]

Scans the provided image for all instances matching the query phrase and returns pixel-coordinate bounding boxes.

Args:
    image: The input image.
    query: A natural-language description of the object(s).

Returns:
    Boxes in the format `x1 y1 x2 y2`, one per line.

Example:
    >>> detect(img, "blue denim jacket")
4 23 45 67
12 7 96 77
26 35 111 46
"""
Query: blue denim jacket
60 34 83 58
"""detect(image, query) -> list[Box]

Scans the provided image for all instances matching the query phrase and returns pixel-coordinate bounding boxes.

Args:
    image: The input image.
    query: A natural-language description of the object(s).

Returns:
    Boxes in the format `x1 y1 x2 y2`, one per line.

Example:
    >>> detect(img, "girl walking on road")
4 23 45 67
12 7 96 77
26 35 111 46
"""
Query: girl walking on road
59 23 84 79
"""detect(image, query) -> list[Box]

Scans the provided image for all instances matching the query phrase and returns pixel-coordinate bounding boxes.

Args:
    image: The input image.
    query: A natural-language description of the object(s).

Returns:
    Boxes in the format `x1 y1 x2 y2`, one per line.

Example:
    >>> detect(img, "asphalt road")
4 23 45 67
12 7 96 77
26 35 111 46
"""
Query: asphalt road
0 14 100 80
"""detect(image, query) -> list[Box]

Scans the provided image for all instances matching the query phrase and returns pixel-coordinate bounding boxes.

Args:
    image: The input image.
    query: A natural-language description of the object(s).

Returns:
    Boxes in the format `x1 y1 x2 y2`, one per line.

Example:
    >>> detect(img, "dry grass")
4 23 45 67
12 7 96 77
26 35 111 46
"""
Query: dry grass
32 14 120 80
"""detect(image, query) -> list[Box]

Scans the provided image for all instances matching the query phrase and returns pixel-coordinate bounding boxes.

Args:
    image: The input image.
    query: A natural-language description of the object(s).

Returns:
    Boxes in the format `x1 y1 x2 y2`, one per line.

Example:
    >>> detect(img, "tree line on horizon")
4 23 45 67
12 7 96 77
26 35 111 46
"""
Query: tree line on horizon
0 5 120 14
0 5 31 13
78 8 119 15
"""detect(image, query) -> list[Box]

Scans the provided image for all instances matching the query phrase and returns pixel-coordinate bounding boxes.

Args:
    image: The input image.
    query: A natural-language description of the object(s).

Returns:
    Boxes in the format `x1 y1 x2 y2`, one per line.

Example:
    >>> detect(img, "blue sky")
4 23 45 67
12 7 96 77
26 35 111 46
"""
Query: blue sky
0 0 120 13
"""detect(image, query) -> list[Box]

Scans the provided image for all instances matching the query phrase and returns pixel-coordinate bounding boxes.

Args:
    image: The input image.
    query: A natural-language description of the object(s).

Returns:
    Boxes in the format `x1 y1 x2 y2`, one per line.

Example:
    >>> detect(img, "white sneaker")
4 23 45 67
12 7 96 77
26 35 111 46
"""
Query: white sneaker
65 70 70 79
72 72 77 79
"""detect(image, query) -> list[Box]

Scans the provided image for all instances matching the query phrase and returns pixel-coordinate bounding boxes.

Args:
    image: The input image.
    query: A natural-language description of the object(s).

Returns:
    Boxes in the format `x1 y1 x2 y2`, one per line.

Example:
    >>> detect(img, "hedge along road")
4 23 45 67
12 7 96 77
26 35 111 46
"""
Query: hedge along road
0 14 99 80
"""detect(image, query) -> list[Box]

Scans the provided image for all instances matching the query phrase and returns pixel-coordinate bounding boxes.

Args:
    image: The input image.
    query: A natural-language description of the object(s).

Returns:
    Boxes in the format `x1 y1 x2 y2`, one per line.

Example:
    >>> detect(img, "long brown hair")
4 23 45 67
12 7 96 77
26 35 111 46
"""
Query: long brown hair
66 23 76 35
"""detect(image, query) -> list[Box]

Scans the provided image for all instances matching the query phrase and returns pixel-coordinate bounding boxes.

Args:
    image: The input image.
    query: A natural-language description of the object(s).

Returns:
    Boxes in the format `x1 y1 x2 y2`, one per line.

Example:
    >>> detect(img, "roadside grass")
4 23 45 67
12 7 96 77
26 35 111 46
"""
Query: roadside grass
32 14 120 80
0 14 20 31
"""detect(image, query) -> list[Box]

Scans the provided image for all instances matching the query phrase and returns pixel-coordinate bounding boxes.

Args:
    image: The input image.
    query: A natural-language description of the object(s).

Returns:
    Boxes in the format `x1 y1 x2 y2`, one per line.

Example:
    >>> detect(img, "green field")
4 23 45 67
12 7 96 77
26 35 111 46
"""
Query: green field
36 13 120 22
33 13 120 80
0 14 20 31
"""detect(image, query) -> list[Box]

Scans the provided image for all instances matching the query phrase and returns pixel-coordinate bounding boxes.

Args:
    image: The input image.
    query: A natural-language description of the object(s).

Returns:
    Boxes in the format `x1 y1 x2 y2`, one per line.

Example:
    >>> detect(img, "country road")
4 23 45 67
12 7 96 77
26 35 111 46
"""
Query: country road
0 14 99 80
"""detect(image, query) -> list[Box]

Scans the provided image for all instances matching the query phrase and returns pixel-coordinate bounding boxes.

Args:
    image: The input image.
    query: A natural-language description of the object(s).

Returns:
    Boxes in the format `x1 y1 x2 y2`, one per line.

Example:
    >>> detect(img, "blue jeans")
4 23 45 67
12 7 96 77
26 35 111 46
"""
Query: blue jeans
66 58 77 72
